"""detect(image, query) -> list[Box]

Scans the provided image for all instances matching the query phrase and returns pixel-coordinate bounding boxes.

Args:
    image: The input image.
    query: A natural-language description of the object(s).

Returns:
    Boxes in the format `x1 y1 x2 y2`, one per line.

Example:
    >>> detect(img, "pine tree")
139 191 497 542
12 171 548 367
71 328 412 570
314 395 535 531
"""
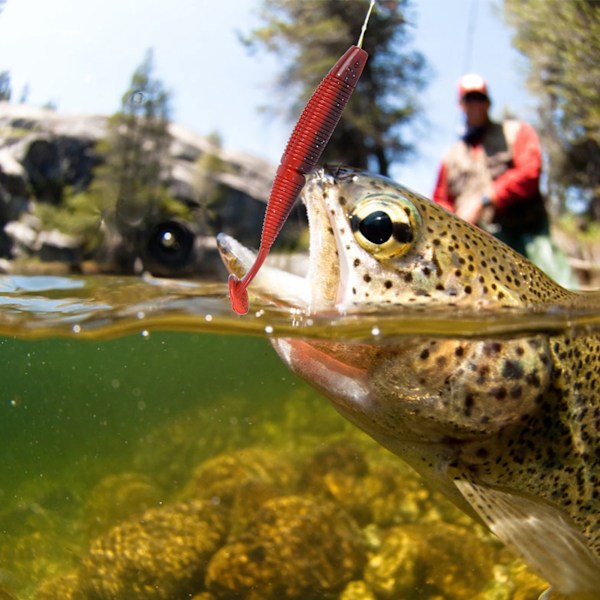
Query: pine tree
504 0 600 221
101 49 173 229
243 0 427 176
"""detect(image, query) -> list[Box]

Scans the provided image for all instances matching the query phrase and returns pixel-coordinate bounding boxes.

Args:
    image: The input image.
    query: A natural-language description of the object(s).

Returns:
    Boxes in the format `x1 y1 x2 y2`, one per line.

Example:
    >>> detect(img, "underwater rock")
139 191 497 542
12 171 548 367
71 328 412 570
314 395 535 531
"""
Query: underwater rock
186 446 297 507
77 499 228 600
482 556 548 599
299 440 374 524
228 479 287 539
300 440 369 483
299 440 459 529
84 471 165 535
340 580 376 600
364 522 498 599
35 572 83 600
205 495 366 599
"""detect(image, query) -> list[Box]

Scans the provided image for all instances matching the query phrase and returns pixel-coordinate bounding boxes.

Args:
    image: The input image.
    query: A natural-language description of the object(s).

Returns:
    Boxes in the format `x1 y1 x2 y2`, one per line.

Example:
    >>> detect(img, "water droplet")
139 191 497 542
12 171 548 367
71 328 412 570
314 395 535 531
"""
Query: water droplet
264 325 274 334
205 314 213 322
141 330 150 338
72 324 81 334
371 326 381 336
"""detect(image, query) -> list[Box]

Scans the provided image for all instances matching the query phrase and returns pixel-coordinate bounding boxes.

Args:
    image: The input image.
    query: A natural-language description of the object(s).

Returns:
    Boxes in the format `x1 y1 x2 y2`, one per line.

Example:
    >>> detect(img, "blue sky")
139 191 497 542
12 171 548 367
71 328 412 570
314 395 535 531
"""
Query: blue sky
0 0 532 196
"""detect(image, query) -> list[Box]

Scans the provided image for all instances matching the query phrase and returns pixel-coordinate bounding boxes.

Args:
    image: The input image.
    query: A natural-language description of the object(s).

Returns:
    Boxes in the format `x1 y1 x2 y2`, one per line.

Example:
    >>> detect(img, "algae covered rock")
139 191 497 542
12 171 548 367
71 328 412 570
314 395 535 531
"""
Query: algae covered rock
340 580 376 600
187 446 297 506
206 495 366 599
78 499 227 599
299 440 447 528
364 522 498 599
84 471 165 535
35 572 84 600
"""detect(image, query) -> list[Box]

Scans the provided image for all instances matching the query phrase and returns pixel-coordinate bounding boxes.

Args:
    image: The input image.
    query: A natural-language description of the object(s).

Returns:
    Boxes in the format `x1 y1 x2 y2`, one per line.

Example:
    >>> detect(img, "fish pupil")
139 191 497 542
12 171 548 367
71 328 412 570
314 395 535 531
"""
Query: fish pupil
355 211 393 244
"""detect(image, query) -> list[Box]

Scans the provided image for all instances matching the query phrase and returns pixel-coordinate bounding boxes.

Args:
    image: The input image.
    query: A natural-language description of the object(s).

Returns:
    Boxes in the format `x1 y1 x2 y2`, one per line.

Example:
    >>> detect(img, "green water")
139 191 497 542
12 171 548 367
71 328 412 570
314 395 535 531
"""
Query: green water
1 274 597 599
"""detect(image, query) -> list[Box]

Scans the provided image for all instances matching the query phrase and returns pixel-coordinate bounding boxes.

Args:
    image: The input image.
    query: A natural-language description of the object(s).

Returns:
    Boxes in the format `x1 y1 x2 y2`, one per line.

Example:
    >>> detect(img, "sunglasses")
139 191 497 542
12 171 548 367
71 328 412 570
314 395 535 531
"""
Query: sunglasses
462 92 489 103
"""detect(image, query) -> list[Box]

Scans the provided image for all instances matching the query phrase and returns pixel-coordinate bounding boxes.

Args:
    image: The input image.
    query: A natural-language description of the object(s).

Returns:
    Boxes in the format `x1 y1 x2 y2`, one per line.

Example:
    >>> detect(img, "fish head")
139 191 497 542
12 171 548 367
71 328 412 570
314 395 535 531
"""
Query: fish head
220 166 564 312
218 167 557 444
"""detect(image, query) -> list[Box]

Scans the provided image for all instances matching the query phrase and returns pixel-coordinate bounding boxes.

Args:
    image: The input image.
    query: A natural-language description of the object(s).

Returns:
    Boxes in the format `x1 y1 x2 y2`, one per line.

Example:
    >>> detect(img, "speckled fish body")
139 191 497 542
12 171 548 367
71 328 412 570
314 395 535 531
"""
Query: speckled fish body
217 167 600 598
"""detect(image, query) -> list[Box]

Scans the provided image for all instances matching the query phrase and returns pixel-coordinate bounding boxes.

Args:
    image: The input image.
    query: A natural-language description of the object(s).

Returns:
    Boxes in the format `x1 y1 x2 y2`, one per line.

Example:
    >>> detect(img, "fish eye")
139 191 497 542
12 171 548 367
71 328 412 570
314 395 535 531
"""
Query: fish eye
352 210 393 244
350 194 420 259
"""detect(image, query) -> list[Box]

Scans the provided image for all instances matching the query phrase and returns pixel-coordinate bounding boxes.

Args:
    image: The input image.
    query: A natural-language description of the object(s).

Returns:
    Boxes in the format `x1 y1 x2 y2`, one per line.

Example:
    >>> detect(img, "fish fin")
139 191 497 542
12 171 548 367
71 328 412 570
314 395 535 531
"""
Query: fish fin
453 471 600 596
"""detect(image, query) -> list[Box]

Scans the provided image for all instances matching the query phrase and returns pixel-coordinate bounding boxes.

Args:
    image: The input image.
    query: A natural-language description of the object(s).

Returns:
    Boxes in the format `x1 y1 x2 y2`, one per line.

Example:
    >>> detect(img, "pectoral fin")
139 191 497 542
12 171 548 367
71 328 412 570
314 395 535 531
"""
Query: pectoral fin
453 471 600 597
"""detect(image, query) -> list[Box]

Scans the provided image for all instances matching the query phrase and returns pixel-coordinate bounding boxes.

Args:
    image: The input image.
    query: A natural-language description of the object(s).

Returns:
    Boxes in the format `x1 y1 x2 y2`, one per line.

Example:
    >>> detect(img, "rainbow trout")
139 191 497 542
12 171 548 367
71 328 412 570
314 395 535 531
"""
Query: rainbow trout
217 167 600 598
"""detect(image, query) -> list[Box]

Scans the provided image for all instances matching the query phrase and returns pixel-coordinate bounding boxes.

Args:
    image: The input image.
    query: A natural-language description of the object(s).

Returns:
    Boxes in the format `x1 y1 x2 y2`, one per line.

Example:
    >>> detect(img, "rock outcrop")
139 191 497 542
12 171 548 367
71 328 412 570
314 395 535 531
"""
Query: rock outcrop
0 102 297 276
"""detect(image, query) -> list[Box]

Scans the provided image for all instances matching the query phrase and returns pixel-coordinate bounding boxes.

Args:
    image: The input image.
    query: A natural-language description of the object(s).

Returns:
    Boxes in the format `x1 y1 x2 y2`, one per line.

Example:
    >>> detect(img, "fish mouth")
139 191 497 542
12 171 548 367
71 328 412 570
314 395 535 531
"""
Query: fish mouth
217 167 348 313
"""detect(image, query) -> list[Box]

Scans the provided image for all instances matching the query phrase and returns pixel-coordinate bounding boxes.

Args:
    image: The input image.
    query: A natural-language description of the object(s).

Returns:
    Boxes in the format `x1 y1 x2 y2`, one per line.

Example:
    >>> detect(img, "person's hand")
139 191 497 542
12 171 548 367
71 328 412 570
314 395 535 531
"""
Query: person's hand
456 194 484 224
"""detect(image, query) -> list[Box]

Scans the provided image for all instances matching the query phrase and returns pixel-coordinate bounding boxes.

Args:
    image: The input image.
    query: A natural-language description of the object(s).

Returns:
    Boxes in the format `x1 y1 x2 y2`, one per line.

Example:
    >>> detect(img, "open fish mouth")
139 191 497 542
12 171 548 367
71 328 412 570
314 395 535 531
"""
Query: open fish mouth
217 168 345 313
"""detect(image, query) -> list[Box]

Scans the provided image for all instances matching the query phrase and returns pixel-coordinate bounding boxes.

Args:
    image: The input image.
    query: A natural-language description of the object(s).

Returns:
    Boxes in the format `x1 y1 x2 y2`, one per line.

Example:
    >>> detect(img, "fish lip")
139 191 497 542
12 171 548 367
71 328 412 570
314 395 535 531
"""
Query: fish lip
216 232 310 309
302 168 347 313
216 167 355 313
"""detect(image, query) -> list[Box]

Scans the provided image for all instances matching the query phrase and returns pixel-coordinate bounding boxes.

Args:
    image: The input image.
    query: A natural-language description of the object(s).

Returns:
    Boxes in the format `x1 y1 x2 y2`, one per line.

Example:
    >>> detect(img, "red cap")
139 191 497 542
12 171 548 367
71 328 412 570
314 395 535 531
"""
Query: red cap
458 73 489 100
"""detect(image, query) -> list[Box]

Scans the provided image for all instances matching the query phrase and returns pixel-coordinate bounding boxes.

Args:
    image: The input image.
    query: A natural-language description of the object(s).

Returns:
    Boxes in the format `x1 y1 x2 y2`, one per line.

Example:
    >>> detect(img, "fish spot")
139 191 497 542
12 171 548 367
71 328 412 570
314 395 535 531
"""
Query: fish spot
484 342 502 355
526 372 541 388
502 359 524 380
510 385 523 399
491 387 508 400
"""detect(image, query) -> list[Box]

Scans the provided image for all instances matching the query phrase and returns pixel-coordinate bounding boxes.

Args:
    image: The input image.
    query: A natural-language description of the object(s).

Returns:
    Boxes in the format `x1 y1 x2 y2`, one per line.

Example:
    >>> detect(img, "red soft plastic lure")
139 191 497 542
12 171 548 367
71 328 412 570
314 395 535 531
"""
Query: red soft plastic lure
228 2 374 314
